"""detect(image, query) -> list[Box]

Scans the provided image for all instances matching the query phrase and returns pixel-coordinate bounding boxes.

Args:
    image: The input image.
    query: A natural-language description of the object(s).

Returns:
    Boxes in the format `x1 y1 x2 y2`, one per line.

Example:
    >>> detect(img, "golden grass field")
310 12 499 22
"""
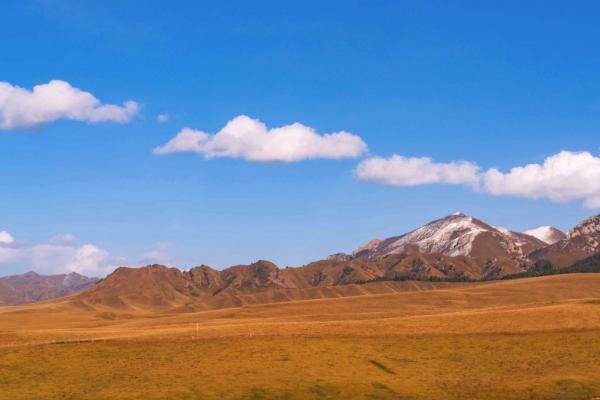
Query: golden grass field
2 274 600 399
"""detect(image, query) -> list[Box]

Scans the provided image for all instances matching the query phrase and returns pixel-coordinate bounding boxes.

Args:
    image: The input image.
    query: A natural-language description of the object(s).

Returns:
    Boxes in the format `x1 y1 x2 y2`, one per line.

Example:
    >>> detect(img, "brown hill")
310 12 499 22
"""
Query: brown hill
67 261 465 313
72 251 531 312
0 271 98 305
80 265 199 311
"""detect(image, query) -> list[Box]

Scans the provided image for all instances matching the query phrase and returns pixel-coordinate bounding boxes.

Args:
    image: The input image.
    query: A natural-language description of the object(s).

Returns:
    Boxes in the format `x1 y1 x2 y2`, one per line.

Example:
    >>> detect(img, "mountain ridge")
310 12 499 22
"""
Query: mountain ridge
4 212 600 309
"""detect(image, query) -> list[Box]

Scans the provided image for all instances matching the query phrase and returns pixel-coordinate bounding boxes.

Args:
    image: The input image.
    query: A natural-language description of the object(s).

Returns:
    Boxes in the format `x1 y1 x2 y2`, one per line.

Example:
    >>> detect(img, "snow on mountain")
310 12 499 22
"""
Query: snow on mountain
377 213 487 257
355 213 547 260
529 215 600 267
523 226 566 245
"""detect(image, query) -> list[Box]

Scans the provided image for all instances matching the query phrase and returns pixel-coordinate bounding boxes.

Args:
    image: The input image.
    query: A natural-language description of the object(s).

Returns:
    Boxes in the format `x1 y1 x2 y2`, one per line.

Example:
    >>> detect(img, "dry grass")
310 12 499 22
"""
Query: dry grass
1 274 600 399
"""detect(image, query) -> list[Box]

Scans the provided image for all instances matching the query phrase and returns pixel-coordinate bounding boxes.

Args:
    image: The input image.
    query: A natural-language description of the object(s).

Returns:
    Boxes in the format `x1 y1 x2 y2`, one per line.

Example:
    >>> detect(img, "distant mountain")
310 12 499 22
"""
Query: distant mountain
530 215 600 267
352 212 546 261
523 226 566 245
0 271 98 305
12 213 600 312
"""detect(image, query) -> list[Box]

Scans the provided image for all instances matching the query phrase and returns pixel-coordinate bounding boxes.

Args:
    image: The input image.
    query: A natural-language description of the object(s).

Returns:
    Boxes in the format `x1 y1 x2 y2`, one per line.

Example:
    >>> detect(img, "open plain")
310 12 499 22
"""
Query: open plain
1 273 600 399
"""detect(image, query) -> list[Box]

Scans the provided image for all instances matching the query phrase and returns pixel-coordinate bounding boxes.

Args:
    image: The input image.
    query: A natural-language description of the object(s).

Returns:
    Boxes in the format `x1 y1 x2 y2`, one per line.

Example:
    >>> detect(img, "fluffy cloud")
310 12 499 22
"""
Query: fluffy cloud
356 150 600 209
482 151 600 208
153 115 367 162
0 231 118 277
0 80 139 130
26 244 113 276
355 155 480 186
0 230 14 245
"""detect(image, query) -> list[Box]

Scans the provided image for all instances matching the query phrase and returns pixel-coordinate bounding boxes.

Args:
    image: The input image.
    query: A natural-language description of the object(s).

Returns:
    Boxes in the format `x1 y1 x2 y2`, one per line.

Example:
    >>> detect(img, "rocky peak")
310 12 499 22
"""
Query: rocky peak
567 215 600 239
326 253 352 261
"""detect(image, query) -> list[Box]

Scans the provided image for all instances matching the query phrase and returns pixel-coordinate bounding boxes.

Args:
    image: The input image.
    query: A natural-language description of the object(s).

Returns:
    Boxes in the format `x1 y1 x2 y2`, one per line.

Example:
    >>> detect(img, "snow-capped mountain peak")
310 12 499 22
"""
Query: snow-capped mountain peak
352 213 548 261
523 226 566 245
384 213 488 257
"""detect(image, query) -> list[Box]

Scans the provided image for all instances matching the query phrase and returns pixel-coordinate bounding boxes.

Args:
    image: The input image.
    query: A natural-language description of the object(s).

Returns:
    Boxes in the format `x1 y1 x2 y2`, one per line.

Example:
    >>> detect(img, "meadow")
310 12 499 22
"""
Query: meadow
1 274 600 399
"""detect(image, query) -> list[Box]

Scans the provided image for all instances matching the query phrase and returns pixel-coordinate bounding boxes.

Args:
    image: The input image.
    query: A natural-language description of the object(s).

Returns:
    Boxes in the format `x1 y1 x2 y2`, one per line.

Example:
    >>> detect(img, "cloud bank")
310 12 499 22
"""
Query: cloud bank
0 232 117 277
153 115 367 162
0 80 139 130
357 150 600 208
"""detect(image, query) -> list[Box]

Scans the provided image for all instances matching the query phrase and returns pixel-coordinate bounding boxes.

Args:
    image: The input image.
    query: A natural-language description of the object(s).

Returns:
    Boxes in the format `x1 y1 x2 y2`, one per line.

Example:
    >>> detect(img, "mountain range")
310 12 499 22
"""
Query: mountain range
2 212 600 308
0 271 98 306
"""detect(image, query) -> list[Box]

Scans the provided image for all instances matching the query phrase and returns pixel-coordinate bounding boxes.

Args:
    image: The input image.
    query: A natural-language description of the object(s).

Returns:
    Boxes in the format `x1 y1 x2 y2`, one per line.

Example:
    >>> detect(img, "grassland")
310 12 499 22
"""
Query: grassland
1 274 600 399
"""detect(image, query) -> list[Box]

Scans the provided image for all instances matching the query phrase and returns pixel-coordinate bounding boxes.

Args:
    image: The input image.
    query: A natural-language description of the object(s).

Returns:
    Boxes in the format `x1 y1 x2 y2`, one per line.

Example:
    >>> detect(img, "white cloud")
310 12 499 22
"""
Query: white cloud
27 244 115 276
0 80 139 130
356 150 600 209
154 127 207 155
153 115 367 162
157 113 170 123
0 232 118 277
355 155 480 186
482 150 600 208
0 230 14 245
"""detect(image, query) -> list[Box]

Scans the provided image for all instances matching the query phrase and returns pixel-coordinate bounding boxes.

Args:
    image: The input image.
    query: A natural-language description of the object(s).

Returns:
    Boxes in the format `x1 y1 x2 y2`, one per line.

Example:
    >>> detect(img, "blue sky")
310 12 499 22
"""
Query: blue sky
1 0 599 275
